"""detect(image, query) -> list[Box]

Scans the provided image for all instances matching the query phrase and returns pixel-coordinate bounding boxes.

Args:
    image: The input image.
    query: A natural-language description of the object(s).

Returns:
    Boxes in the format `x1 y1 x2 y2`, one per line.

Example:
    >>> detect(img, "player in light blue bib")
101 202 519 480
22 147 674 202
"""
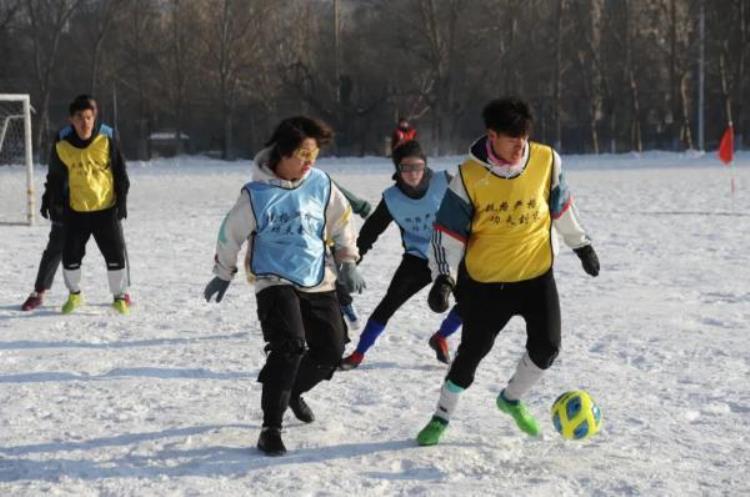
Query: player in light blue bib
340 141 462 370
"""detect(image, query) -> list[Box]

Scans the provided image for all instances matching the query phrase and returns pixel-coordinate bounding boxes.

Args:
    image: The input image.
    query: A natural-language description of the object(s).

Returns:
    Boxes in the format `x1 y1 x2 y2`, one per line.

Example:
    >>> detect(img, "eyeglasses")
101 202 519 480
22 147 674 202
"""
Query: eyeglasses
293 146 320 162
398 162 426 173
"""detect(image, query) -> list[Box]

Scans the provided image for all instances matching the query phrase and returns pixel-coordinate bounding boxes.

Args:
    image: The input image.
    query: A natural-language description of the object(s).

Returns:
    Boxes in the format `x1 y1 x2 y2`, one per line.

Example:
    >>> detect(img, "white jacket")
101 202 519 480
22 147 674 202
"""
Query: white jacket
212 148 359 293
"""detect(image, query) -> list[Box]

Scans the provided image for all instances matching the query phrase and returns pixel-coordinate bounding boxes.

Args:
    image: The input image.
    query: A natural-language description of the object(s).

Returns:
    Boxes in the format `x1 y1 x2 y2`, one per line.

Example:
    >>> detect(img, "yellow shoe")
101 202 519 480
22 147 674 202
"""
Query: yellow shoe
112 296 130 315
61 293 84 314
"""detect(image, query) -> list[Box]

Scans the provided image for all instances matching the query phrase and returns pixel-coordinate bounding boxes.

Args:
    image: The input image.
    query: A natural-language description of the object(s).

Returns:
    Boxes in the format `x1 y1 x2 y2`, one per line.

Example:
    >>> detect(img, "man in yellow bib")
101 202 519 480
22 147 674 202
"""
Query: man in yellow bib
417 97 599 445
45 95 131 315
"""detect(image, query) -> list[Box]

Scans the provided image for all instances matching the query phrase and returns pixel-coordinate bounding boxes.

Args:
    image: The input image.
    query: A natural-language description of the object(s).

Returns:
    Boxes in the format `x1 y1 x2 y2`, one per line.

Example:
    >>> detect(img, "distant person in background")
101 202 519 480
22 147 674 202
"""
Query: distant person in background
204 115 366 456
21 95 130 312
390 116 417 154
416 96 600 447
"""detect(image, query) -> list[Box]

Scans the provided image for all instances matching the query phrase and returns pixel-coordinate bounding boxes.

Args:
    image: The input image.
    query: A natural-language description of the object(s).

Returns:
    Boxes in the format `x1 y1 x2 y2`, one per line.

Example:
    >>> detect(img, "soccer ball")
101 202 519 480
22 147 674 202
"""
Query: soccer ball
551 390 602 440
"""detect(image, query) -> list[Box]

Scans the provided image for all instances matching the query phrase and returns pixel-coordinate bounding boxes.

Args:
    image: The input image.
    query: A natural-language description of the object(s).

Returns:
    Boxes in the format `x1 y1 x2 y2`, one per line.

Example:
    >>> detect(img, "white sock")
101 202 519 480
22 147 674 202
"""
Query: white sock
433 380 464 423
503 352 545 402
63 268 82 293
107 268 128 296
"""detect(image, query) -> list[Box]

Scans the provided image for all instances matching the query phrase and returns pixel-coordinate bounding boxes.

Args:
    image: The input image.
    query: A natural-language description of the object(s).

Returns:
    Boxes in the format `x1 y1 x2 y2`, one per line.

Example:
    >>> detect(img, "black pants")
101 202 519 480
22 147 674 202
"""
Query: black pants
33 221 66 292
370 253 432 325
336 281 352 307
62 208 126 270
256 286 346 428
447 268 561 389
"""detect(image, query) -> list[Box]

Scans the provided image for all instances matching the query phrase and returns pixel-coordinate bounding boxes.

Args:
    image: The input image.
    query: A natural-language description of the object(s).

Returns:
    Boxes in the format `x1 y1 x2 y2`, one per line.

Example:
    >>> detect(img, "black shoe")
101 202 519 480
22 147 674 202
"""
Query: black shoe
289 396 315 423
257 427 286 456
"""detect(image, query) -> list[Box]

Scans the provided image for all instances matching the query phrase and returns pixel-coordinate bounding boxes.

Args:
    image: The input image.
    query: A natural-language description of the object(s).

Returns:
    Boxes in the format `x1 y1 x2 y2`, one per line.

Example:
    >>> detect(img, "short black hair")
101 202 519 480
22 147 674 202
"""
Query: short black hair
391 140 426 168
482 97 533 137
68 94 97 116
265 116 333 169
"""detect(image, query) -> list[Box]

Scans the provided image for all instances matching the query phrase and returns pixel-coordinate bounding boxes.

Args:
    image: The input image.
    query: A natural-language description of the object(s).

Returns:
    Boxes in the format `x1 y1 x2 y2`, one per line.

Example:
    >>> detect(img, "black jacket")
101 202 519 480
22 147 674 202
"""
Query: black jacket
45 123 129 219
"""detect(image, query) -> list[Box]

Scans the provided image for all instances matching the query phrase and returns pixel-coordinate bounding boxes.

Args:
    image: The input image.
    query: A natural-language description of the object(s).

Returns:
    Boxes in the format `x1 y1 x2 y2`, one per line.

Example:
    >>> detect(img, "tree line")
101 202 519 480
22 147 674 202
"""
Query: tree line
1 0 747 160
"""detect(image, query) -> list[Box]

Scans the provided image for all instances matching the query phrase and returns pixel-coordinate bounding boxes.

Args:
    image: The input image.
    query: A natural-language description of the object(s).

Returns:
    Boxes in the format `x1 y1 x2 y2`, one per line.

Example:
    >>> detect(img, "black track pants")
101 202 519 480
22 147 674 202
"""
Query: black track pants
33 221 65 292
369 253 432 325
447 269 561 389
62 207 125 270
256 286 346 428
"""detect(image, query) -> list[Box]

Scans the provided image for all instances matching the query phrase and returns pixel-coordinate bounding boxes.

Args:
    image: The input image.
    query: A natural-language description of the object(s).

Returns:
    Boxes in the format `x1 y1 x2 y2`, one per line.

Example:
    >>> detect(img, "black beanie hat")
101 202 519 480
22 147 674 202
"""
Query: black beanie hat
392 140 426 169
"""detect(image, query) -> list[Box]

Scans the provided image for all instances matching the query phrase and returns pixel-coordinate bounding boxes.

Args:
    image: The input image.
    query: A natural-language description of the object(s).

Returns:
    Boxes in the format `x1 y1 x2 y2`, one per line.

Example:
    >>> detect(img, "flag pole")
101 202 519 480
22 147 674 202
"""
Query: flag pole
730 159 736 211
718 122 735 210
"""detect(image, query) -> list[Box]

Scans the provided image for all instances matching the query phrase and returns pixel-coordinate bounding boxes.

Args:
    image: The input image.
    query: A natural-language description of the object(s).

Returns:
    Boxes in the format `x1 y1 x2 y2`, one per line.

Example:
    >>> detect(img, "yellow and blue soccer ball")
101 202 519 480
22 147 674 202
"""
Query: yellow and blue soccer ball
551 390 602 440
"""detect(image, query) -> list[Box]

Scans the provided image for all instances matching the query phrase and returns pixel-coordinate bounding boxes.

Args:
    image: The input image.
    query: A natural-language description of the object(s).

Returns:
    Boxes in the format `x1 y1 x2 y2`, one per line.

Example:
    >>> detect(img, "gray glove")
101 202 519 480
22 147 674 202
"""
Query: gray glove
204 276 230 302
338 261 366 294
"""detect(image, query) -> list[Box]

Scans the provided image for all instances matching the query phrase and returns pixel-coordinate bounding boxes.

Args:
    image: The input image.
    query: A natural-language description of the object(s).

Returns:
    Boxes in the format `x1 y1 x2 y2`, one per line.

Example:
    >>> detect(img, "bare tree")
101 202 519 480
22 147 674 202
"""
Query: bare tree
657 0 694 149
0 0 22 84
0 0 20 30
387 0 470 154
623 0 643 152
570 0 605 153
3 0 745 158
159 0 202 154
200 0 272 159
552 0 566 151
712 0 749 140
74 0 123 95
117 0 160 159
25 0 83 153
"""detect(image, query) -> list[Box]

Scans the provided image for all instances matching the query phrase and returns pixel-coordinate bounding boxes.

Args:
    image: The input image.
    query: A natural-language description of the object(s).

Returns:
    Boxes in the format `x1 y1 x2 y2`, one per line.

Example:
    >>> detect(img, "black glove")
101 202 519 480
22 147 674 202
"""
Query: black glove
204 276 230 302
40 193 63 222
574 245 600 277
338 261 367 294
116 201 127 220
428 274 454 313
40 192 50 219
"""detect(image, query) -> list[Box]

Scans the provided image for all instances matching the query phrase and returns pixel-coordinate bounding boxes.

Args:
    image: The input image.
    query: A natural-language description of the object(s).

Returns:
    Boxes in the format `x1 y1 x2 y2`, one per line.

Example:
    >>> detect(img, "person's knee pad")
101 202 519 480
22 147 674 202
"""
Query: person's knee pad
106 260 126 270
446 363 477 390
528 344 560 370
266 337 306 358
258 338 306 384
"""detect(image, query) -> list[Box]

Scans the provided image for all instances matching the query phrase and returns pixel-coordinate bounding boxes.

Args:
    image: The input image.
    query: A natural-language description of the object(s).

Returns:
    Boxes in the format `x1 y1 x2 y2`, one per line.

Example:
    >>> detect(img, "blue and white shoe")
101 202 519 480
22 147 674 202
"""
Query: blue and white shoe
341 303 361 330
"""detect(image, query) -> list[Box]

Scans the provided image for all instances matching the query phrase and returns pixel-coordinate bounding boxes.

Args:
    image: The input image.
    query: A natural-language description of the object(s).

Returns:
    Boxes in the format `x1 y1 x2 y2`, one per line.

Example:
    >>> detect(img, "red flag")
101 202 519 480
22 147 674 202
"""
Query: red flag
718 124 734 165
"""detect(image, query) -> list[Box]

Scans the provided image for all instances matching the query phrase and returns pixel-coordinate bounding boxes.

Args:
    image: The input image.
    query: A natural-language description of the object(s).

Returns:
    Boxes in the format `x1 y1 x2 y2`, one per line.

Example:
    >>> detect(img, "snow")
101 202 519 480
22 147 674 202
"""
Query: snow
1 151 749 496
148 132 190 141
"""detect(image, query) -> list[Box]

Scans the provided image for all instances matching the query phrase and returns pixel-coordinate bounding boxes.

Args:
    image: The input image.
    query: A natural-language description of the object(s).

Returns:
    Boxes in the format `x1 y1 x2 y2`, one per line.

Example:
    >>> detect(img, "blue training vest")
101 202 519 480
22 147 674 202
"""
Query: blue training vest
383 171 449 260
245 168 331 287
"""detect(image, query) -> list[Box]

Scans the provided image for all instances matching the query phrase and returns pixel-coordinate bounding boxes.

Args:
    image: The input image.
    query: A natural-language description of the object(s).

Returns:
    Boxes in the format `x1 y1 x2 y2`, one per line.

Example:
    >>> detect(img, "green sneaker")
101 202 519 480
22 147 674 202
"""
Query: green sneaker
61 293 84 314
417 417 448 446
112 297 130 315
496 391 541 437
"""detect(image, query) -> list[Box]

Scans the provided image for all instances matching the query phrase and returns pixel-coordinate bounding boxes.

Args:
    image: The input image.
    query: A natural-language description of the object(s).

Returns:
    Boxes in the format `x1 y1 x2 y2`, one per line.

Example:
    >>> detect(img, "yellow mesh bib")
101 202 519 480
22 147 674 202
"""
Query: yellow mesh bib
461 142 553 283
56 134 115 212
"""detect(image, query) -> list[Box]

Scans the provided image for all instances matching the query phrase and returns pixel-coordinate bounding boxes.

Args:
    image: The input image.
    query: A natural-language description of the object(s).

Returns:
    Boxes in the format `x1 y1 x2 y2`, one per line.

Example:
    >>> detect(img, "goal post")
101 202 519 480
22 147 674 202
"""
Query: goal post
0 94 34 225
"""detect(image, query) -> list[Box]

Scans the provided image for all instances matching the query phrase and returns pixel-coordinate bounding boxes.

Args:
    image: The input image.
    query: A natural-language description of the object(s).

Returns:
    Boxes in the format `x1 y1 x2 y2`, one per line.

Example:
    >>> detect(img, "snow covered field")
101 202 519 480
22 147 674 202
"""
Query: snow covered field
1 151 749 496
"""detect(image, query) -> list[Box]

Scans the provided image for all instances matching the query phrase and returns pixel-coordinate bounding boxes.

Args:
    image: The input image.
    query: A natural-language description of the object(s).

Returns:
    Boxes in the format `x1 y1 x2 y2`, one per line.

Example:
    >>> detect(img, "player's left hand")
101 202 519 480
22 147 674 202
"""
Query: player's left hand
574 245 600 277
338 261 366 294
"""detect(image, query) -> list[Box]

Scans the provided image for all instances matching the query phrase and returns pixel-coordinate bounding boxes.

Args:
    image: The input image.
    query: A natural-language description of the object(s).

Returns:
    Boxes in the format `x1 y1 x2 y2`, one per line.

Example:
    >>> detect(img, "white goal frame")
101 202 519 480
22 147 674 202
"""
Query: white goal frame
0 94 34 225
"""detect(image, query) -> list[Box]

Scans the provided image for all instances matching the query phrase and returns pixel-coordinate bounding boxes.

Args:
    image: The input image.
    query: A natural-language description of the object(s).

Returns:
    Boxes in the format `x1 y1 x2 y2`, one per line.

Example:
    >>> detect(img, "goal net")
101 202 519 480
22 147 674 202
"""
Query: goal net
0 94 34 225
